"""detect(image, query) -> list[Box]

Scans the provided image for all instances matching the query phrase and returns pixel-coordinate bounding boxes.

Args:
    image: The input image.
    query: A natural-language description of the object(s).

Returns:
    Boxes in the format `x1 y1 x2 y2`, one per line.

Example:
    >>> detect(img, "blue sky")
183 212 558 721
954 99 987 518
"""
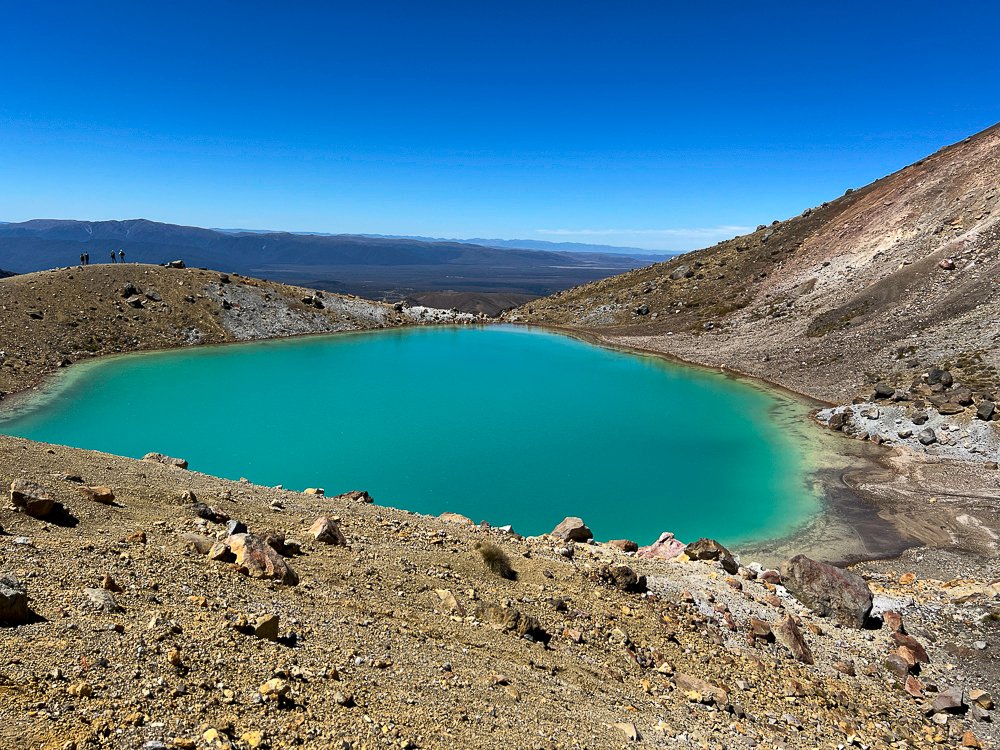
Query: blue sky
1 2 998 251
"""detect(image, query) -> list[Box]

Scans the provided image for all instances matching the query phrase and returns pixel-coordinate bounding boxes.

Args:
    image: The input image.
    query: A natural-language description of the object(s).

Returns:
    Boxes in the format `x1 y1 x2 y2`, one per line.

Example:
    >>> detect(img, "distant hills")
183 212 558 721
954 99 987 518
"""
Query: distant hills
213 227 672 258
0 219 662 314
358 234 673 259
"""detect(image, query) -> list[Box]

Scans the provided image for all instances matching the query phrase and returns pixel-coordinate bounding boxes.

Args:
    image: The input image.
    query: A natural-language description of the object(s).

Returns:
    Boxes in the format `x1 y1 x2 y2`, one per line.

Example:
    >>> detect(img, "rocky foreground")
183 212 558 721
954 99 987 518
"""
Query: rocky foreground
0 437 996 749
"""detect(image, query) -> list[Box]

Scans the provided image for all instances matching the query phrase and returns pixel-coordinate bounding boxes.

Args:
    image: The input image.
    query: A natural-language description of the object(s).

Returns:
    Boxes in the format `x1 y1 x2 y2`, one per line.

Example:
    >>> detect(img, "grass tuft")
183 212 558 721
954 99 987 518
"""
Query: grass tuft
474 541 517 581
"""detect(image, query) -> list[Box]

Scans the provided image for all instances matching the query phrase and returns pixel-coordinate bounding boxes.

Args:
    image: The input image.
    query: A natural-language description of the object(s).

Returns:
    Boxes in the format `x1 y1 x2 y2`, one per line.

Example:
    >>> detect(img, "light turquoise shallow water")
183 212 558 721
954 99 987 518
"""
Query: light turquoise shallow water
0 326 821 545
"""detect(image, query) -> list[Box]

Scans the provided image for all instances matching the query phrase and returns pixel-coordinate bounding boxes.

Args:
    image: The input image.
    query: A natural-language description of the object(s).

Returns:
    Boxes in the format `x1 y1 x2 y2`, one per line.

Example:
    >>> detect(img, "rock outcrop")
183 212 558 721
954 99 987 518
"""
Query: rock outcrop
780 554 873 628
227 533 299 585
550 516 593 542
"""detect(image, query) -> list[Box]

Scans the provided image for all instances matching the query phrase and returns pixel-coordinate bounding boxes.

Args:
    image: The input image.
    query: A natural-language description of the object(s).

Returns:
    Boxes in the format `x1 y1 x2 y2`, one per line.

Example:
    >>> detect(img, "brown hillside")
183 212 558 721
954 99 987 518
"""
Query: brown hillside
0 264 411 397
509 123 1000 404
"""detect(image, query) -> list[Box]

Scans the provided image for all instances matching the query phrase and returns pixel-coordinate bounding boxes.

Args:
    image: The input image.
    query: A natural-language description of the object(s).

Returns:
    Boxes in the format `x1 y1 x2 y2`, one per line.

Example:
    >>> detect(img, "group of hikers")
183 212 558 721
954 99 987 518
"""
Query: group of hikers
78 249 126 265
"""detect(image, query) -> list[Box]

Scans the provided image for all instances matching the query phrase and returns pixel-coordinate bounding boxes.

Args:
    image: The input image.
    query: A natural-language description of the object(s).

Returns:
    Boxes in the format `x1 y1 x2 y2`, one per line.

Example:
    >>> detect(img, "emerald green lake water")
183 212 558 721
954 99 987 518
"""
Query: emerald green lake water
0 326 821 545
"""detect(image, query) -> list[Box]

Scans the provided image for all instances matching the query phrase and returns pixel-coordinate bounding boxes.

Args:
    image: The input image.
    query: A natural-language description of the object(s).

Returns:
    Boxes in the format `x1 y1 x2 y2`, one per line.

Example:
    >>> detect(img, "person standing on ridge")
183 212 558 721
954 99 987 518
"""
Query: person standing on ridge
79 253 85 266
119 249 125 263
85 252 90 265
110 250 117 263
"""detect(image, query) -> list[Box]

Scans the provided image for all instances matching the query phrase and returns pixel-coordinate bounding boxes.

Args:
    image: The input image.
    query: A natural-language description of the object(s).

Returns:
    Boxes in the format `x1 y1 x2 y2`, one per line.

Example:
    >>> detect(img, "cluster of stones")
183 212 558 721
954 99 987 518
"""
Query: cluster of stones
539 515 995 744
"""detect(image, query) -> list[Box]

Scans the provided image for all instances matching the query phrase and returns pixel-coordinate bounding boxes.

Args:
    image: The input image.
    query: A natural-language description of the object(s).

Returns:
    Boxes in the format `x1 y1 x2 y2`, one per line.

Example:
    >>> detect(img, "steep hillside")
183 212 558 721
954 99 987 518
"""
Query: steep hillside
510 123 1000 405
0 265 420 397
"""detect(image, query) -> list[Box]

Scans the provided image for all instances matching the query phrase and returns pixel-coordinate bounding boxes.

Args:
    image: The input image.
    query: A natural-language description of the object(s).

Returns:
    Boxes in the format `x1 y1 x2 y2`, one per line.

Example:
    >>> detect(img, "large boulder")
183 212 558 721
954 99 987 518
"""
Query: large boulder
551 516 593 542
0 576 32 624
917 428 937 446
873 383 895 399
227 533 299 585
10 479 57 518
638 531 686 560
607 539 639 553
142 452 189 469
669 264 692 281
684 538 738 574
82 588 123 613
309 516 347 545
780 555 873 628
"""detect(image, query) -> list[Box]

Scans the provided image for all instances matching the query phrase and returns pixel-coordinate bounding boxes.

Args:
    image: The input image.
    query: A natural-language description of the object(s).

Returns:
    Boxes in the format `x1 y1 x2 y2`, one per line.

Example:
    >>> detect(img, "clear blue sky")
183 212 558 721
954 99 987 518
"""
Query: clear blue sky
2 1 998 251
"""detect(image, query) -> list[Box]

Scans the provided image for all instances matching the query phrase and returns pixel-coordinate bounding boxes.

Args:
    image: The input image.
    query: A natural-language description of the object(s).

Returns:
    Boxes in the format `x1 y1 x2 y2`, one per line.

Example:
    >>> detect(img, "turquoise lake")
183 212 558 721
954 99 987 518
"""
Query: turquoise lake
0 326 821 545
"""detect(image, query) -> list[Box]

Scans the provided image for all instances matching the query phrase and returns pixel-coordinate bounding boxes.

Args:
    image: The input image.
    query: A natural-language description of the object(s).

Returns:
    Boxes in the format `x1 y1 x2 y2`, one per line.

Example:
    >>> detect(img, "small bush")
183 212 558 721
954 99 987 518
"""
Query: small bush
474 541 517 581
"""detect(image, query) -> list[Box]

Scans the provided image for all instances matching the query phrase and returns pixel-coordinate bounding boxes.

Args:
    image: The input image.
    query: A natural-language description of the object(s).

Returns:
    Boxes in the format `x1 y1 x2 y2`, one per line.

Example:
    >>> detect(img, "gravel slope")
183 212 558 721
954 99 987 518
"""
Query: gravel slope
1 436 994 749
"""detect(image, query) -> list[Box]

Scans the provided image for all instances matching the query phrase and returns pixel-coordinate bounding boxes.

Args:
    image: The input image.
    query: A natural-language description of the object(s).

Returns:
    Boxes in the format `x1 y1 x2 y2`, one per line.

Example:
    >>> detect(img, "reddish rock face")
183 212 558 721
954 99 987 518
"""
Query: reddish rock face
227 533 299 585
637 531 685 560
748 617 774 643
882 610 904 633
780 554 873 628
892 632 929 664
79 485 115 504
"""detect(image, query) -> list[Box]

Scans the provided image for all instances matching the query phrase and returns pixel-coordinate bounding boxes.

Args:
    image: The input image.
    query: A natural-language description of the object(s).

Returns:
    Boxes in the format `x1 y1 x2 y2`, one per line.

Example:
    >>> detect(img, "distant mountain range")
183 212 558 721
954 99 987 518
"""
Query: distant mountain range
209 226 673 258
360 234 673 258
0 219 663 314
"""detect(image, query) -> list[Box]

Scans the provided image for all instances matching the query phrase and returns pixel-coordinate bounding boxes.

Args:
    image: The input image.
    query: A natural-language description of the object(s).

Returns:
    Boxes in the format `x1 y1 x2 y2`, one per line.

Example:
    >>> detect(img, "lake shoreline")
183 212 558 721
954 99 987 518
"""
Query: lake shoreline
1 283 990 569
0 323 822 549
544 324 1000 572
